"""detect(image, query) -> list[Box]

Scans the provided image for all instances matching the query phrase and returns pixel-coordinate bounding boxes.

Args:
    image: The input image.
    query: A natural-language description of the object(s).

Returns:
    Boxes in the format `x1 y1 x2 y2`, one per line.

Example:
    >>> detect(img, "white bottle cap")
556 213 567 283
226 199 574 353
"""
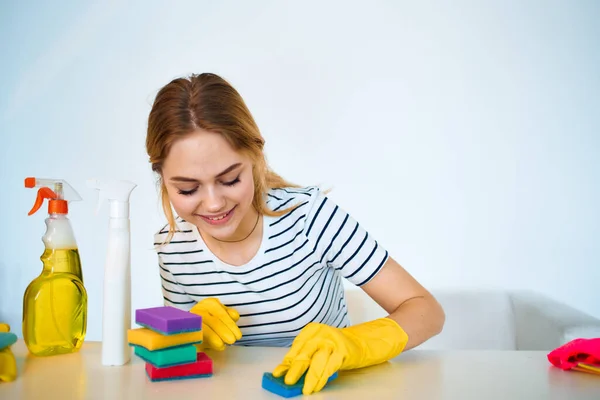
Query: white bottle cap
87 179 137 219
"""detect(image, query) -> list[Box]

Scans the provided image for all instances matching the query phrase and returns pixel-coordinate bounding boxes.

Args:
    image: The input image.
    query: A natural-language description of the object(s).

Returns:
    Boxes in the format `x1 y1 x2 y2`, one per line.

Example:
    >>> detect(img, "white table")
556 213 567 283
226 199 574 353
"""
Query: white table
1 341 599 399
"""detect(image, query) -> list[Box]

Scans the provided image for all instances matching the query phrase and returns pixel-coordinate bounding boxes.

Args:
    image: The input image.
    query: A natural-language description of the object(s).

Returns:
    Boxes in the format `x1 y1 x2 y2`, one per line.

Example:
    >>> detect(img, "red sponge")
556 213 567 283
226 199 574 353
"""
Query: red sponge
145 352 213 382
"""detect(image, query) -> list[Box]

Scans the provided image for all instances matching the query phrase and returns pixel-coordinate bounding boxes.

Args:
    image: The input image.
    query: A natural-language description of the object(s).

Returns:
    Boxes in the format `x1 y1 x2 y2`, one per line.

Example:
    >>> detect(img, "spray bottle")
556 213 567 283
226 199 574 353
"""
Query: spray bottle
87 178 137 366
23 177 87 356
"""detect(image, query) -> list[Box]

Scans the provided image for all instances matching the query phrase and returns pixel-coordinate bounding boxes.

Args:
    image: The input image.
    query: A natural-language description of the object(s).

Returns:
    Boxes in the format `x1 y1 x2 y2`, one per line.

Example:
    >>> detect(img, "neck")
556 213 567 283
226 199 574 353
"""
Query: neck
199 209 265 266
202 208 262 247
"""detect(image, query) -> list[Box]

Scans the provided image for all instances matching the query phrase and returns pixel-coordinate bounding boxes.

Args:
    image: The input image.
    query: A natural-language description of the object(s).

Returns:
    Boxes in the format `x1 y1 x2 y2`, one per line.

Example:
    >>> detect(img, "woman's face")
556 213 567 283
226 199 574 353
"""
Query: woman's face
161 129 256 241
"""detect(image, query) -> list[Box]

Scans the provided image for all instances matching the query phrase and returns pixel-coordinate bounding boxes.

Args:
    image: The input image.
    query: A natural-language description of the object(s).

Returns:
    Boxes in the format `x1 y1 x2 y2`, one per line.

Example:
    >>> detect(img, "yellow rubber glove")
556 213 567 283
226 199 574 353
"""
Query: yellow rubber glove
0 323 16 382
0 348 17 382
273 318 409 395
190 298 242 351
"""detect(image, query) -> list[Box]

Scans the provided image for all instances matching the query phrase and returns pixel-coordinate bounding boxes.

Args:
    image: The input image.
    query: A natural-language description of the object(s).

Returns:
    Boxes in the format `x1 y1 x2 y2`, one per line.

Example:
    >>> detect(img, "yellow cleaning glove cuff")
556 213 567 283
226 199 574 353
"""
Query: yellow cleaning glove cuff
340 317 408 369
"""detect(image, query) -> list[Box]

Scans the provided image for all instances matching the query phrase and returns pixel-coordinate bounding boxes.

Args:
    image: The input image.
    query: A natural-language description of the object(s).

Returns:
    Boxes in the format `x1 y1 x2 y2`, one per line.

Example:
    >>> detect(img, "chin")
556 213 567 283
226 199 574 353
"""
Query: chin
204 220 241 240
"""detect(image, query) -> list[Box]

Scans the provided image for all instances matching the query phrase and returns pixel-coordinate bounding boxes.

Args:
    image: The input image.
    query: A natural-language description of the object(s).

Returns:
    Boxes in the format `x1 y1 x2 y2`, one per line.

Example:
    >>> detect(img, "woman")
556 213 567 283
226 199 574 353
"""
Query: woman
146 73 445 395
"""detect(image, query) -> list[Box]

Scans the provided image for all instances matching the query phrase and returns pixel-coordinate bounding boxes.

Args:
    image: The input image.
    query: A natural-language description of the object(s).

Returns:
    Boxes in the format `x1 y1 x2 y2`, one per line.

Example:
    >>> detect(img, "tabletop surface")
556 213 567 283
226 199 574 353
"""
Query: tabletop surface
1 340 600 399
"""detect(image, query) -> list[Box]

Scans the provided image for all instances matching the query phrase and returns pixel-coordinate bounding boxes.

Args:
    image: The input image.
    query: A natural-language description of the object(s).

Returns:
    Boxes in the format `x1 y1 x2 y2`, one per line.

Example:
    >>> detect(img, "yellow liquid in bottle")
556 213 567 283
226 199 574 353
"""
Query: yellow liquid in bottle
22 248 88 356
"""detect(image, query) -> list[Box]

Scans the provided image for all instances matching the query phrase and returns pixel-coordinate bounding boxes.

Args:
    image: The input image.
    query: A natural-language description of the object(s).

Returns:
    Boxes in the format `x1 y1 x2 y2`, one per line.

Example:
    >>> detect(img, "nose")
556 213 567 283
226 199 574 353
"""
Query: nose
203 186 226 213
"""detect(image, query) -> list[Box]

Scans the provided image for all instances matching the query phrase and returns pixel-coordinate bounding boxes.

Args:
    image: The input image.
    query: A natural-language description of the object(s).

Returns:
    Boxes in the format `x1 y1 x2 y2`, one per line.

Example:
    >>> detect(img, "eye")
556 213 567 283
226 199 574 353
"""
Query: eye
177 188 197 196
222 176 240 187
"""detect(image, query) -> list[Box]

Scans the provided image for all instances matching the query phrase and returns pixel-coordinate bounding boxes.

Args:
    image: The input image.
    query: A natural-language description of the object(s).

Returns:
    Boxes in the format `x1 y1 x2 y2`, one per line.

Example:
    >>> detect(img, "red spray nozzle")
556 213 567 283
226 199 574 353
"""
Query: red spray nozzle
25 177 77 215
28 187 68 215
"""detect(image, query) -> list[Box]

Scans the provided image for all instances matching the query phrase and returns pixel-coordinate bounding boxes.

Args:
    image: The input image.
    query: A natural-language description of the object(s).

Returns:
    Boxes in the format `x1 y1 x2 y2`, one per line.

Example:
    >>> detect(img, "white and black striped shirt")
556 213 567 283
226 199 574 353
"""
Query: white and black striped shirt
154 186 389 347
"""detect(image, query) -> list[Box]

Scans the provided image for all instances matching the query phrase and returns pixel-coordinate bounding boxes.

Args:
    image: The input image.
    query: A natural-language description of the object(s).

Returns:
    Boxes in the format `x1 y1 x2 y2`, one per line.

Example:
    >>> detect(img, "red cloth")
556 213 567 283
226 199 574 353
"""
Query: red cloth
547 338 600 370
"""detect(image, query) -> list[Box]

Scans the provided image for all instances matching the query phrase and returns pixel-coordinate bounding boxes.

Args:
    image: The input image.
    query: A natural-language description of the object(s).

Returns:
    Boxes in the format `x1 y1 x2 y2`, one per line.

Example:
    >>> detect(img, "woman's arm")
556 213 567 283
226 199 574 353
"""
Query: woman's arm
360 257 445 350
272 256 444 395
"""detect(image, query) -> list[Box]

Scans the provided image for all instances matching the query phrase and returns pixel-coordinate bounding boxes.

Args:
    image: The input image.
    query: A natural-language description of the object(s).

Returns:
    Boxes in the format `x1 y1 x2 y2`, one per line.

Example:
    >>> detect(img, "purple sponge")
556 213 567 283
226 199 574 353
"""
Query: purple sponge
136 306 202 335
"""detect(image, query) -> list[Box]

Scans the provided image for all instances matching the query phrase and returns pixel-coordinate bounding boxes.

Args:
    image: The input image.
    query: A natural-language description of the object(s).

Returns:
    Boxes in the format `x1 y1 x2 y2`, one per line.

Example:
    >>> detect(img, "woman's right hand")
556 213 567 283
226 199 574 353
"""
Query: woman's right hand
190 298 242 351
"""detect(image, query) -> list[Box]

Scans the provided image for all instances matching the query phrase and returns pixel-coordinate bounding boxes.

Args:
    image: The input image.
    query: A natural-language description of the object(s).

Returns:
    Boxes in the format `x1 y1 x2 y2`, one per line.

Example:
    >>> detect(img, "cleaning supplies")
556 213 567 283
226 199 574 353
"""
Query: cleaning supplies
87 179 137 366
273 318 409 395
548 337 600 375
129 305 211 382
0 323 17 382
135 306 202 335
145 352 213 382
0 331 17 350
23 177 87 356
128 327 203 351
262 371 339 398
133 343 197 368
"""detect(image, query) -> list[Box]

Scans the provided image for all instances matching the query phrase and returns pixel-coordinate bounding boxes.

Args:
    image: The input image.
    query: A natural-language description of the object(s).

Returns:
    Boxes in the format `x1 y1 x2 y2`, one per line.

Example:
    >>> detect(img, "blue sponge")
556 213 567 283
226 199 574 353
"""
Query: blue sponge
262 371 339 397
0 332 17 350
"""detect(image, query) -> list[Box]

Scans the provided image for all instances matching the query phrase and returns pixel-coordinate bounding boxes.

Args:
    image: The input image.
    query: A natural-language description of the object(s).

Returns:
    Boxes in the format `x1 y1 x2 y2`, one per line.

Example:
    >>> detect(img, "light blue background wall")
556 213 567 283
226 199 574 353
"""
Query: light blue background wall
1 1 598 340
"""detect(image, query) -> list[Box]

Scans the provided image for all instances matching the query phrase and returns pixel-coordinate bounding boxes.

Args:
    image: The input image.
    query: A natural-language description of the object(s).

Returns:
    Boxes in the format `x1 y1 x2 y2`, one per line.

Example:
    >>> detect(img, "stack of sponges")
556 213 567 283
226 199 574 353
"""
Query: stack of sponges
0 323 17 383
127 306 213 382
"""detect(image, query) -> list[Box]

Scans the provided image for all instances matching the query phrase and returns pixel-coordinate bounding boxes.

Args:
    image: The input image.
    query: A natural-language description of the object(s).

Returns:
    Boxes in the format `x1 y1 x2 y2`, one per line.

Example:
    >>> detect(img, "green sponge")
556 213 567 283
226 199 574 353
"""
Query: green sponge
0 333 17 351
133 343 197 368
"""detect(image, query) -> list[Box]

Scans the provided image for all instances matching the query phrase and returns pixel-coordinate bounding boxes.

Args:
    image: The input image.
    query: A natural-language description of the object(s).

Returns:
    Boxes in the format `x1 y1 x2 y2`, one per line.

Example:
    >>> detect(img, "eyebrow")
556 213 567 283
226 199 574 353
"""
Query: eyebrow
169 163 242 183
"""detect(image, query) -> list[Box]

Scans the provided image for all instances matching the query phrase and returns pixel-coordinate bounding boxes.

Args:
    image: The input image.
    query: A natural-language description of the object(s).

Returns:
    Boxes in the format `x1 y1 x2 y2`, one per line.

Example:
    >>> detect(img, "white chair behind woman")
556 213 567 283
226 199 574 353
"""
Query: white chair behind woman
344 287 600 351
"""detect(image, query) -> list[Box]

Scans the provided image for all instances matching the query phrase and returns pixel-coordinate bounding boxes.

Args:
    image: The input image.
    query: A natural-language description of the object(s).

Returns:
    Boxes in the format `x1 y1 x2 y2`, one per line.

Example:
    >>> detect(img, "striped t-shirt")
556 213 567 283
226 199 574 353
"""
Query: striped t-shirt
154 186 389 347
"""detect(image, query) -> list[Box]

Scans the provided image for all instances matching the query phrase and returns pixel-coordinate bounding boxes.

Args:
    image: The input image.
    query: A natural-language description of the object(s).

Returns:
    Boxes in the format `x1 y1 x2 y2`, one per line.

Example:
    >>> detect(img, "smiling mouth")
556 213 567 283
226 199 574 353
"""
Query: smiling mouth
197 206 236 222
206 212 230 221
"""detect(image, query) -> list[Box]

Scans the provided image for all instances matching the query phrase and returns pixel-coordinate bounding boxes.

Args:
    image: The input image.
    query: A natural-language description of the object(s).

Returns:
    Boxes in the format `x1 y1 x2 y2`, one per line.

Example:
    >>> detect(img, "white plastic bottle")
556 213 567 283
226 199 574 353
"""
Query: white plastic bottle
87 179 137 366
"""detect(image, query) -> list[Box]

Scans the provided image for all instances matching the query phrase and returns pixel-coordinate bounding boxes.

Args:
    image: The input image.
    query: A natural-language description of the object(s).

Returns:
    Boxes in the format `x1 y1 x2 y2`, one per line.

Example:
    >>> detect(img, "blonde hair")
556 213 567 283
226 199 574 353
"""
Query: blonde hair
146 73 300 242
